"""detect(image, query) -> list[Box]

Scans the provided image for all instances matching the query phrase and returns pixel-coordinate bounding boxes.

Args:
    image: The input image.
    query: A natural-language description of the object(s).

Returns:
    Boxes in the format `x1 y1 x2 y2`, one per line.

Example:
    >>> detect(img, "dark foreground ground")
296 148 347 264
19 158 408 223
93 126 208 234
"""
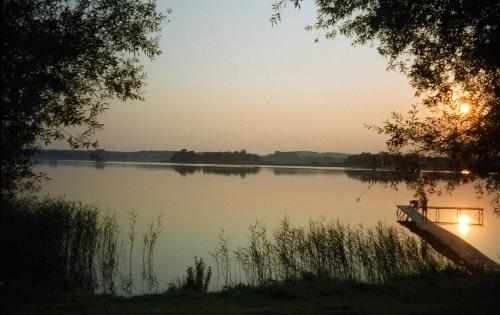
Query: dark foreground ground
4 273 500 315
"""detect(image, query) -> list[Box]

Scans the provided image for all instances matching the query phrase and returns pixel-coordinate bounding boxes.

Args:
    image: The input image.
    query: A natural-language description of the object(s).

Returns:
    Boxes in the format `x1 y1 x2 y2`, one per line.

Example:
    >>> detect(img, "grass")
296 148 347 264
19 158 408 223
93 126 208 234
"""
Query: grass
4 272 499 315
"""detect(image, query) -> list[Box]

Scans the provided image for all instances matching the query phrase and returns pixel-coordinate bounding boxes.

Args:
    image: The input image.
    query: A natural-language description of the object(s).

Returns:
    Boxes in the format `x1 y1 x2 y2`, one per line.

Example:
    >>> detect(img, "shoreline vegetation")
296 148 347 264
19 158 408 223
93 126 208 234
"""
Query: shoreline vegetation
4 196 499 314
34 149 478 171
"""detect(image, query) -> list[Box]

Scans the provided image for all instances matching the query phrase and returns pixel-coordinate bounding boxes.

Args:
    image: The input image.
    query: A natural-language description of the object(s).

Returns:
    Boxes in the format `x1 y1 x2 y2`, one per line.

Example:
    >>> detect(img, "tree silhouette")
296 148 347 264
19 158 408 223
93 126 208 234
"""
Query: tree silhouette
169 149 261 164
1 0 168 196
272 0 499 173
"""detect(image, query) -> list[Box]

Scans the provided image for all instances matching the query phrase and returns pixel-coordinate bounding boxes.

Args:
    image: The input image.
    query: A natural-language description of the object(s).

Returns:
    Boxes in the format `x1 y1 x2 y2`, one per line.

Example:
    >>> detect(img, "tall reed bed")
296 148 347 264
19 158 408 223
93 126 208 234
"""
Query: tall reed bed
3 196 101 291
2 196 163 294
213 217 456 287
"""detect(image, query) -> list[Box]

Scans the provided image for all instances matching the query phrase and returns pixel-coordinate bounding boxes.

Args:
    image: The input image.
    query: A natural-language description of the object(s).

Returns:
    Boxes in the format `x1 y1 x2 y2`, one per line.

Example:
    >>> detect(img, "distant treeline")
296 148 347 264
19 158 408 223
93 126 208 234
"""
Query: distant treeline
169 150 349 165
262 151 348 165
169 149 261 164
35 149 352 165
35 149 176 162
34 149 456 170
343 152 451 170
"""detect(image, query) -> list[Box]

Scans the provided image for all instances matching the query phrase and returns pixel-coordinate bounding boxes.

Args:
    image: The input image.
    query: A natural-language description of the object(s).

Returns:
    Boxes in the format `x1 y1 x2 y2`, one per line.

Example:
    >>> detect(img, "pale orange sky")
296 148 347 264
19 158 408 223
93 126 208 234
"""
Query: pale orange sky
53 0 417 155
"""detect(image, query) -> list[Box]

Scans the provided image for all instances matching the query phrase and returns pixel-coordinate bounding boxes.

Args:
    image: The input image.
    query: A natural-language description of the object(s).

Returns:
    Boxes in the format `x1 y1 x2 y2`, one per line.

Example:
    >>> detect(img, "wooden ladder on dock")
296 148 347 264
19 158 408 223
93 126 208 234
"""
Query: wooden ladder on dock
397 205 500 273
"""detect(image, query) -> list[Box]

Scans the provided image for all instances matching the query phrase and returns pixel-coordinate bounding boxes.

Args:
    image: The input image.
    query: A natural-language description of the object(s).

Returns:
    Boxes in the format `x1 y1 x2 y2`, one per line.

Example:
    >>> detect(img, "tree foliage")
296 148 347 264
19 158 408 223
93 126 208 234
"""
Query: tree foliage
169 149 262 164
1 0 167 195
272 0 499 173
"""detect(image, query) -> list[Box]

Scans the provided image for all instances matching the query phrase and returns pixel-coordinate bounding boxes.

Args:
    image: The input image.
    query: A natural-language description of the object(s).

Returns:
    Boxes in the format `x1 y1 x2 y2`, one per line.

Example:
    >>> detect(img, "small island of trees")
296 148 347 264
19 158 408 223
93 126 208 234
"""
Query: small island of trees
169 149 261 164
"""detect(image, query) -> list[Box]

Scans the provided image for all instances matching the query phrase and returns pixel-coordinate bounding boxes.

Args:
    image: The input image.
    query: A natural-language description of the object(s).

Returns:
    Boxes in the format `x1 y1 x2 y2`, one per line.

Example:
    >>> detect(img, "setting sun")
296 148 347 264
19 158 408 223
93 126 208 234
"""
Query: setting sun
459 103 471 114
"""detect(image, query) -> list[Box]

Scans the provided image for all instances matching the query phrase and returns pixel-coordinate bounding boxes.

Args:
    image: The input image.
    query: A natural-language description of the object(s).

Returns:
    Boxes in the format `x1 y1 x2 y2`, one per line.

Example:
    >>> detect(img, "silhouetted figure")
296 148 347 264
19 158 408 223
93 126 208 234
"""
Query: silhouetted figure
421 197 428 219
410 200 418 208
420 197 430 258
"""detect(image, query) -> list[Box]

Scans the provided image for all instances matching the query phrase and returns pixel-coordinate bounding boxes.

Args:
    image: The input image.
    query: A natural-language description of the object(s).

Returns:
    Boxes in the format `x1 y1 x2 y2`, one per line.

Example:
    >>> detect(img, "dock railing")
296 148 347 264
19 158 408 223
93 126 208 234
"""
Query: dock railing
397 205 483 226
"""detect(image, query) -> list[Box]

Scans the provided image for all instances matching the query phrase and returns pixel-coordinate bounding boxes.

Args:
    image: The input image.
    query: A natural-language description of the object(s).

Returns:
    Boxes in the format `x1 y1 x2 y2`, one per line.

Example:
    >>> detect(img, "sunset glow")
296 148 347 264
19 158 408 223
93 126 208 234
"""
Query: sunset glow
48 1 417 153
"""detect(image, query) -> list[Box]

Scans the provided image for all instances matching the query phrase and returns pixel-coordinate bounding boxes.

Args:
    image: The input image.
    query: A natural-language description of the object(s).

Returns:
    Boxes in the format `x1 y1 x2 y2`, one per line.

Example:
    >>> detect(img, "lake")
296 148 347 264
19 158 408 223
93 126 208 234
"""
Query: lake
37 161 500 293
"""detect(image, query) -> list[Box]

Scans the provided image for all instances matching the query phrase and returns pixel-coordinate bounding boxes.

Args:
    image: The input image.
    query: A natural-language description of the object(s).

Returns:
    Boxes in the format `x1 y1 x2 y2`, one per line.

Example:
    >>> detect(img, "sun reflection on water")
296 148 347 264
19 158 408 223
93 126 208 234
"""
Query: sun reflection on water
458 214 470 236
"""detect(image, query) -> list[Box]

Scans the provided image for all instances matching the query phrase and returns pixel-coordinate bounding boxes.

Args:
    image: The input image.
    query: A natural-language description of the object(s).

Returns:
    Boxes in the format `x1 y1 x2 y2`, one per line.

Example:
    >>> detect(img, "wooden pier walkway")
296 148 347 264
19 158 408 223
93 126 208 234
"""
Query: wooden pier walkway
397 205 500 273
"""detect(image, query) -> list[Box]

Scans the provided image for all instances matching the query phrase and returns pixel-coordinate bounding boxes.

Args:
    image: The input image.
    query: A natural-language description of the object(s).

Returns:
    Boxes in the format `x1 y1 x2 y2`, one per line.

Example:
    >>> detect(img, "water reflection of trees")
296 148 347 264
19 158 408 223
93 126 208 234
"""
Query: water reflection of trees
172 165 260 178
344 169 499 214
272 168 344 176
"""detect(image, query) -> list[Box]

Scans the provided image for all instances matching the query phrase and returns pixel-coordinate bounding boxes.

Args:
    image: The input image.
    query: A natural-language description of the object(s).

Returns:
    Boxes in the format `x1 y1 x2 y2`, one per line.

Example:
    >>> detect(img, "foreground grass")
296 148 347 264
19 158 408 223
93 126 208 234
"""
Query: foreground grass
5 272 499 315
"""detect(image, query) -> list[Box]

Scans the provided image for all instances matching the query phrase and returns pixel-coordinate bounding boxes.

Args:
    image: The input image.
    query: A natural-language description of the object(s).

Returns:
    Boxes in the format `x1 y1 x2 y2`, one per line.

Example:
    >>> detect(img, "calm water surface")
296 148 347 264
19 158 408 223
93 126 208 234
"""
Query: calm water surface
37 161 500 293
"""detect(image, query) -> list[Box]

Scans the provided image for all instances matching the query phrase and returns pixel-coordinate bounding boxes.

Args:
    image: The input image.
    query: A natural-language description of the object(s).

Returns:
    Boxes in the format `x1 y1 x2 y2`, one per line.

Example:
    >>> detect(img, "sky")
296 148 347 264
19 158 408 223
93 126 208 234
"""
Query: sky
56 0 418 155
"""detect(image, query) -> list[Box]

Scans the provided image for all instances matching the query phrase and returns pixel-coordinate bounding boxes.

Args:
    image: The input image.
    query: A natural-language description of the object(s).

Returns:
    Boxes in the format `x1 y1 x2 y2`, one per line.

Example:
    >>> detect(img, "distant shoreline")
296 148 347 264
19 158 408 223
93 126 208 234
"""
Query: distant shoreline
35 159 376 171
165 160 351 168
37 159 490 175
33 149 354 167
36 149 489 173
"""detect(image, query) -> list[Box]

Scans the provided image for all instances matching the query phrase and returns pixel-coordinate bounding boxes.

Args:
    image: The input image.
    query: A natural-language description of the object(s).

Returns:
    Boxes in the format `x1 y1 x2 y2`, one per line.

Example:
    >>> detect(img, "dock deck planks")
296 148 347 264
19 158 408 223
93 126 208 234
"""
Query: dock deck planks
397 205 500 273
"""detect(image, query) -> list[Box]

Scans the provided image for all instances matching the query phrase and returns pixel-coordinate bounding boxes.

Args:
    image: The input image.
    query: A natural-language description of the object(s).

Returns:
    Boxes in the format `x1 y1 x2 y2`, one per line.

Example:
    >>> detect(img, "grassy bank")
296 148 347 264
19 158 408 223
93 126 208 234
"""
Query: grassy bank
5 272 499 315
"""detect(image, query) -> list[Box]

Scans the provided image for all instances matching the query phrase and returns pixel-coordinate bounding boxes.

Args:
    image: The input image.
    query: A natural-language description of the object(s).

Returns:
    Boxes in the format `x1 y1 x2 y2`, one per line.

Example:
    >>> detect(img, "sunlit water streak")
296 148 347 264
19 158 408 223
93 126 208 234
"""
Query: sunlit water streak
458 214 471 236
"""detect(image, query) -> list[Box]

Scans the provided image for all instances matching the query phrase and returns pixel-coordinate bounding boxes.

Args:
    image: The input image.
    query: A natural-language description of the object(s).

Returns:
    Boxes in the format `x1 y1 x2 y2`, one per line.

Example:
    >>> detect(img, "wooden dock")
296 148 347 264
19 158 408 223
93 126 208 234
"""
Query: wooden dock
397 205 500 273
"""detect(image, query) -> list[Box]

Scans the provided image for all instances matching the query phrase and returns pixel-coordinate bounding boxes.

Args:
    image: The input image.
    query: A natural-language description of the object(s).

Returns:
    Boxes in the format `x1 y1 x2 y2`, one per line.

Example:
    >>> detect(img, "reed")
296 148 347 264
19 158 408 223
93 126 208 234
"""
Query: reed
2 196 102 292
170 257 212 292
227 217 455 286
97 212 119 294
2 196 163 295
141 214 163 293
120 211 137 295
210 229 233 289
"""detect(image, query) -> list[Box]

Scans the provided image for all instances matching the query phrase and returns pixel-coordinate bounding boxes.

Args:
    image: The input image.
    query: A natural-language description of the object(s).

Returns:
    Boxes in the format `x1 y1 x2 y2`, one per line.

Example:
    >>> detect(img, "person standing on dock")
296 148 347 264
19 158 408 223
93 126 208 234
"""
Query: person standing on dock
421 197 428 220
409 198 428 220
